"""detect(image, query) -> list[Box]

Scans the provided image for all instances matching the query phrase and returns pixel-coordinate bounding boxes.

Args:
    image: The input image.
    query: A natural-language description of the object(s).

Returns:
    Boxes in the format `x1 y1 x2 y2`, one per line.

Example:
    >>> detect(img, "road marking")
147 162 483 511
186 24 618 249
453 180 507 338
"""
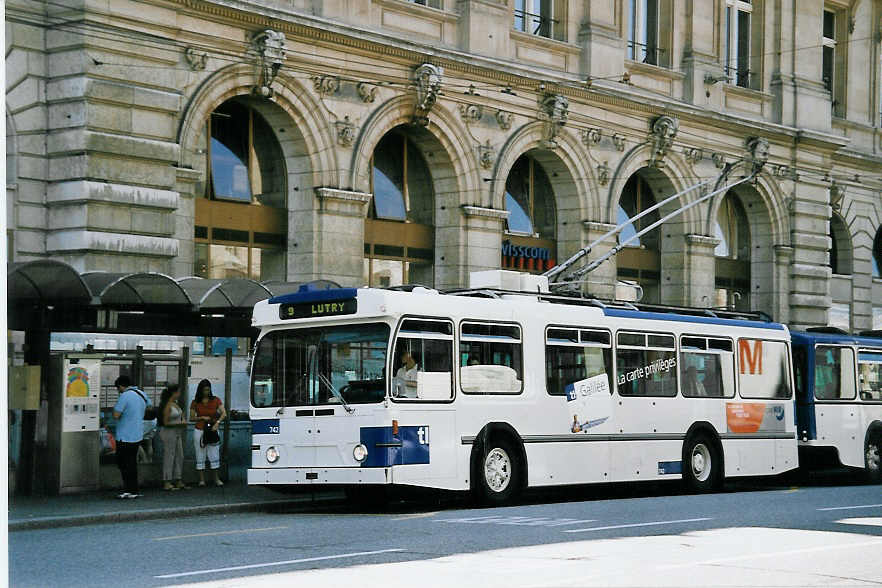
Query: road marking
392 512 440 521
817 503 882 511
154 548 406 579
833 517 882 527
433 515 597 527
153 526 288 541
563 517 712 533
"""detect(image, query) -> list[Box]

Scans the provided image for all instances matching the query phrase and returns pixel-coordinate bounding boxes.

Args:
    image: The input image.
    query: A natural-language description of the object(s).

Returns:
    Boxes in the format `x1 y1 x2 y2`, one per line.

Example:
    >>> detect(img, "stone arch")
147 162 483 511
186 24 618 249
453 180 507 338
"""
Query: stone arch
605 145 703 304
349 95 480 202
704 169 790 316
177 64 337 191
350 95 482 288
490 122 596 271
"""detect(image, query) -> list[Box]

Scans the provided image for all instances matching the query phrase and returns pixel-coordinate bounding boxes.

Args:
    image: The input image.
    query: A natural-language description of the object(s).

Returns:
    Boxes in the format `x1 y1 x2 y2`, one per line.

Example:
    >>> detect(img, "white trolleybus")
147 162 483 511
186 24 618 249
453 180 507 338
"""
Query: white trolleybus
248 271 797 504
791 329 882 482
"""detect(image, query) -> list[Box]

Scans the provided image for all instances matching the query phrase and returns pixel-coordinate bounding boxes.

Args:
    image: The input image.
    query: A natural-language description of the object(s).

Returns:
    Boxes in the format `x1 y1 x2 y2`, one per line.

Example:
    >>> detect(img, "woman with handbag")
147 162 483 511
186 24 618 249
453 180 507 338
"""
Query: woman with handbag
158 384 188 490
189 379 227 487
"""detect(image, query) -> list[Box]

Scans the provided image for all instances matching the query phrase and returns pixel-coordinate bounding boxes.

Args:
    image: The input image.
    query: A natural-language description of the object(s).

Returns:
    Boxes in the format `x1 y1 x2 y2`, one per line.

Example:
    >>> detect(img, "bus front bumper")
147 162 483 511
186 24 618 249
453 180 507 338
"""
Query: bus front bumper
247 467 391 485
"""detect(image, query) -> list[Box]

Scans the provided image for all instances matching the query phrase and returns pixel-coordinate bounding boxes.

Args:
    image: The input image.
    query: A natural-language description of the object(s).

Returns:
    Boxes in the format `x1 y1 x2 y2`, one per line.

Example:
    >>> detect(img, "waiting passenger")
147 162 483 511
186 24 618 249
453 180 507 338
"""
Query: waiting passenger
394 350 419 397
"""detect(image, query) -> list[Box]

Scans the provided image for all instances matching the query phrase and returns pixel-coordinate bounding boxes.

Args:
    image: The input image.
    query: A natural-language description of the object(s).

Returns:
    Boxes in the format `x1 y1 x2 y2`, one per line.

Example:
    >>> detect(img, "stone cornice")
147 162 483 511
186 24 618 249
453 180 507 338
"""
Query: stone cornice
315 187 372 204
462 205 509 220
175 167 202 183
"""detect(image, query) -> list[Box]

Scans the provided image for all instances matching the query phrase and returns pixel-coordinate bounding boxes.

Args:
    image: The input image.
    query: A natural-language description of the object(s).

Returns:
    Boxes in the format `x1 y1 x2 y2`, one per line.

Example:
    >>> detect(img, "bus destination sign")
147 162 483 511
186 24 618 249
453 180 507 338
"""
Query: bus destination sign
279 299 357 320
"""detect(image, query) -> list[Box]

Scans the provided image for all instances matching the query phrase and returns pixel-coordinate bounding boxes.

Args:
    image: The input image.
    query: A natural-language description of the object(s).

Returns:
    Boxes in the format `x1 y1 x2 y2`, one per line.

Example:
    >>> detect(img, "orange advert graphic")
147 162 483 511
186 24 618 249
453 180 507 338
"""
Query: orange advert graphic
726 403 765 433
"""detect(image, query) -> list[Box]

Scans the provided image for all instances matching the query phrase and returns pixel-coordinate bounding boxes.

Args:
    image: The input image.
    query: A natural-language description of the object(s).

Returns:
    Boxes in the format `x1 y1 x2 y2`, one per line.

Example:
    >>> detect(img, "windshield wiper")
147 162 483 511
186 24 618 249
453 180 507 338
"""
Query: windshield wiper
317 373 354 414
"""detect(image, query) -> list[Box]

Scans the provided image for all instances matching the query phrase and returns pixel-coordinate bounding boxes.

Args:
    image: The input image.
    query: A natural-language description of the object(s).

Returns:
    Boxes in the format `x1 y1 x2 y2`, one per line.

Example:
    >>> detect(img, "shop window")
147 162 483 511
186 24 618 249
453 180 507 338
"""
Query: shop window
714 193 750 310
616 174 660 303
725 0 756 89
627 0 671 67
365 129 435 288
195 99 286 281
514 0 565 41
502 154 557 274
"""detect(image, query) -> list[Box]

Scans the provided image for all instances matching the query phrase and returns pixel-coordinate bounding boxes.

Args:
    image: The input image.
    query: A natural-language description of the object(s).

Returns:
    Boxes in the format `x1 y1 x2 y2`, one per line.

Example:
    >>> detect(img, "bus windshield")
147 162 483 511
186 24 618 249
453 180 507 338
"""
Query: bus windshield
251 323 390 408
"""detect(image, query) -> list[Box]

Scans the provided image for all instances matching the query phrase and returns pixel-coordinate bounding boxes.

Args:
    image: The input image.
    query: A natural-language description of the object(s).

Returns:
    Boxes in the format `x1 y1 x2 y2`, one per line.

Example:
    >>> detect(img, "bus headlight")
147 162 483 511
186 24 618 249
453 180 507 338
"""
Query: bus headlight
353 444 368 462
266 446 280 464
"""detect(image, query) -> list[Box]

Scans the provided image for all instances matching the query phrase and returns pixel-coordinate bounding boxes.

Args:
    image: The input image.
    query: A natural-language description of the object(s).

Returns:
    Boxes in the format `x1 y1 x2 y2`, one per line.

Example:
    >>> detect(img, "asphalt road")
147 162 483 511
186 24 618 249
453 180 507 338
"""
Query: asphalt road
10 472 882 588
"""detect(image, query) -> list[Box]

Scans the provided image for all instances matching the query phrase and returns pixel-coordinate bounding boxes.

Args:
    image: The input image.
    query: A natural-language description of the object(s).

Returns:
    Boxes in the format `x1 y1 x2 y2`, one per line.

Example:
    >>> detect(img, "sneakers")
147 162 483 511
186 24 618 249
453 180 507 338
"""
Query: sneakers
214 479 224 487
162 482 176 491
197 480 206 487
174 481 190 490
116 492 141 499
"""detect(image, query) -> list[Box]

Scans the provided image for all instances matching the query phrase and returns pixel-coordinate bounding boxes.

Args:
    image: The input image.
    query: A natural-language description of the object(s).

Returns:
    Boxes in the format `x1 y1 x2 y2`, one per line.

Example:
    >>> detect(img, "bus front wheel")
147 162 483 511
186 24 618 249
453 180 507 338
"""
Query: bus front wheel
866 434 881 483
683 433 722 492
474 438 521 505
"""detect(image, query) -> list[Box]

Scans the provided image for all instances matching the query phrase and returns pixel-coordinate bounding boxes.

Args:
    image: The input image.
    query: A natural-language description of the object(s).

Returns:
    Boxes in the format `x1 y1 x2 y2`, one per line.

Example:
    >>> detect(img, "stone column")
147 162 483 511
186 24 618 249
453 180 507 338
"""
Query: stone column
684 234 720 308
789 183 832 329
578 221 617 300
309 188 371 286
773 245 794 324
454 205 509 290
172 167 202 278
577 1 624 80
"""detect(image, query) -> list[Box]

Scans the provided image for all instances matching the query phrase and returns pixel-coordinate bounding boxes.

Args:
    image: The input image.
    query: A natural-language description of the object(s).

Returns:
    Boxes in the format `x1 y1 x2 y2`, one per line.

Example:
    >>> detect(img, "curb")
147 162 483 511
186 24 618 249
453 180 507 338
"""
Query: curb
9 491 344 532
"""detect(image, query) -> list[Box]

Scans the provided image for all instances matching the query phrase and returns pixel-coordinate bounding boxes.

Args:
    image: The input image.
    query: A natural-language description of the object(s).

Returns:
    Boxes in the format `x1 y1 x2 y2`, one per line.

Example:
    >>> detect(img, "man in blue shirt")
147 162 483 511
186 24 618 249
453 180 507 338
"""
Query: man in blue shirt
113 375 151 498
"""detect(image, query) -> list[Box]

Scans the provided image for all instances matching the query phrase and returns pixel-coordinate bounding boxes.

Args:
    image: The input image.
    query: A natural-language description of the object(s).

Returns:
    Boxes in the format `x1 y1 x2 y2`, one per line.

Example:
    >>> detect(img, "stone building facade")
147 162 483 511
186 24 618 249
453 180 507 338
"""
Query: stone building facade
6 0 882 330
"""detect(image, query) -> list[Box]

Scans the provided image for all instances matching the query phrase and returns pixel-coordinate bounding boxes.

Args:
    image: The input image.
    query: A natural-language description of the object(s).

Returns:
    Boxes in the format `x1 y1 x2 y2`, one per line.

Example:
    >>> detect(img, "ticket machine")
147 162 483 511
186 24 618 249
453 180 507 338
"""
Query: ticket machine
46 354 102 494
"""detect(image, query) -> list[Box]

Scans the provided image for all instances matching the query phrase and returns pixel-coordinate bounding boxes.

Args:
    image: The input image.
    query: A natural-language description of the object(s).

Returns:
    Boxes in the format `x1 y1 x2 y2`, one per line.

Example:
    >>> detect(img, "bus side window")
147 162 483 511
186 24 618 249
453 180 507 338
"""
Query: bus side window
858 353 882 400
814 346 855 401
393 318 454 401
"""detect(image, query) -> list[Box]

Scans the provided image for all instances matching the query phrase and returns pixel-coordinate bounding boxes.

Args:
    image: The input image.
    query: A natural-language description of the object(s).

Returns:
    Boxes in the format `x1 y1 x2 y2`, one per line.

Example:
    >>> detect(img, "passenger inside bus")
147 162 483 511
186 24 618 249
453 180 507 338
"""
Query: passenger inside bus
393 350 419 397
682 366 707 397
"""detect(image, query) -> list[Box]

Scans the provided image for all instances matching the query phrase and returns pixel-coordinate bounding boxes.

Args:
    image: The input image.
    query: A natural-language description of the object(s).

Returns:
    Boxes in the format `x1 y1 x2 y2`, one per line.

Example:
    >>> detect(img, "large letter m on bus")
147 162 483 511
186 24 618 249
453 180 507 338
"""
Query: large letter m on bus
739 339 763 375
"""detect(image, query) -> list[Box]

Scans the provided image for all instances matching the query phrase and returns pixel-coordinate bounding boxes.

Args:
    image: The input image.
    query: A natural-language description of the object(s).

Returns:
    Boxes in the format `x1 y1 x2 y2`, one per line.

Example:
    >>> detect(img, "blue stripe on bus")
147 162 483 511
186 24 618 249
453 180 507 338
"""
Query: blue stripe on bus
269 287 358 305
360 426 430 467
252 419 280 434
602 308 786 330
859 352 882 363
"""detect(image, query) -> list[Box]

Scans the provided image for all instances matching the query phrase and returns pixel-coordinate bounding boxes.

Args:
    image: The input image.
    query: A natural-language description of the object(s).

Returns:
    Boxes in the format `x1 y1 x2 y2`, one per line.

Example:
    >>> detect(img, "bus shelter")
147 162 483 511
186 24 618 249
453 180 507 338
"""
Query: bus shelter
7 260 337 495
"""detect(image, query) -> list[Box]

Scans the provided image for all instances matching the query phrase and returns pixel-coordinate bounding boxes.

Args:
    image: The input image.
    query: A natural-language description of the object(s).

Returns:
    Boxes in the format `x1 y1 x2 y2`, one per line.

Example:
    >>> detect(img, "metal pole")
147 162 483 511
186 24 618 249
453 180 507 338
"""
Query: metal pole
222 347 232 469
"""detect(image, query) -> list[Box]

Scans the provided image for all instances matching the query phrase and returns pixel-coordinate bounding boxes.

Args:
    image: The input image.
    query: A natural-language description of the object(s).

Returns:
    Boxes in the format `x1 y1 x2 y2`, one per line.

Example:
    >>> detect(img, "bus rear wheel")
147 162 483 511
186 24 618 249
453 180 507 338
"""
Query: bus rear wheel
865 434 881 483
474 438 521 505
683 433 721 492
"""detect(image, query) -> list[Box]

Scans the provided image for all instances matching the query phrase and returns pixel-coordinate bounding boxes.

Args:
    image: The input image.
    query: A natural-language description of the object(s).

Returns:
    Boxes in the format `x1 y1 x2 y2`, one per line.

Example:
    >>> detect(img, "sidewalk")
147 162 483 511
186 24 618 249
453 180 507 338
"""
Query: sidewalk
9 482 344 531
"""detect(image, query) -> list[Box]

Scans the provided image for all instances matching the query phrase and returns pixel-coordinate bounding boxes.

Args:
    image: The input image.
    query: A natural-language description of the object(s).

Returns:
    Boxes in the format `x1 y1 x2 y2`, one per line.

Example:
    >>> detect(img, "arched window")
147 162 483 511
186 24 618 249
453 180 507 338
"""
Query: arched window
714 193 750 309
873 227 882 279
616 174 660 302
502 154 556 273
504 155 555 238
194 99 287 281
365 129 434 287
829 214 852 275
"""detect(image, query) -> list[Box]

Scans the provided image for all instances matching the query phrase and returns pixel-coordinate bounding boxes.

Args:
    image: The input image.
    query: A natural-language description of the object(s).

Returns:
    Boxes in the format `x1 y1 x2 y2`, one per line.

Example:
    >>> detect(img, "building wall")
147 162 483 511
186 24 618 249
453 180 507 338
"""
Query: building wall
6 0 882 329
